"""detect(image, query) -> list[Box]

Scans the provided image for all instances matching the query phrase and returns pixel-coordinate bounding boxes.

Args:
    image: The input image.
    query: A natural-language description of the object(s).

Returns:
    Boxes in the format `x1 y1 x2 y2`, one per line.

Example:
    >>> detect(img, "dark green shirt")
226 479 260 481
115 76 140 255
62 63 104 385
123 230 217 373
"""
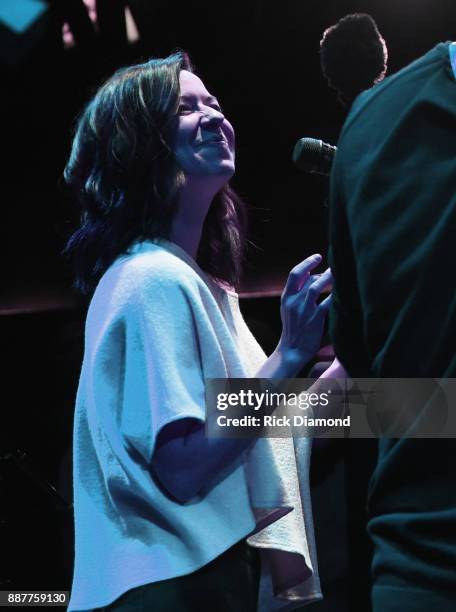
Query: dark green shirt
329 42 456 609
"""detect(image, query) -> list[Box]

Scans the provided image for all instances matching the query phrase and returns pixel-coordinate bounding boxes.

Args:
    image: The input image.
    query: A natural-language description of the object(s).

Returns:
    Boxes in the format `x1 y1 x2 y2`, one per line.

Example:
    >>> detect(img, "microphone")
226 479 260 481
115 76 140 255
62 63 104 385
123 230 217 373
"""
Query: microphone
292 138 337 176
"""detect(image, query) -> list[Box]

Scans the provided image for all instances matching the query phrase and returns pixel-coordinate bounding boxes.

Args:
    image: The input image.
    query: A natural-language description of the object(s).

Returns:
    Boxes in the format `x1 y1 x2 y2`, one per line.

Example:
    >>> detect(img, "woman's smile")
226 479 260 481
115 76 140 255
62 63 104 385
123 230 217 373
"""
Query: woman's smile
173 70 235 178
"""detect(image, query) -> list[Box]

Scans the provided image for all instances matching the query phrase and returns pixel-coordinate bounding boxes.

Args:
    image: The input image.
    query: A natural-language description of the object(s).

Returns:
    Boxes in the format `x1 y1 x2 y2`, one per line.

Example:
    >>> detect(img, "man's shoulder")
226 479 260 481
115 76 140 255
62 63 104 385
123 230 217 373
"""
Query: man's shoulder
343 42 451 135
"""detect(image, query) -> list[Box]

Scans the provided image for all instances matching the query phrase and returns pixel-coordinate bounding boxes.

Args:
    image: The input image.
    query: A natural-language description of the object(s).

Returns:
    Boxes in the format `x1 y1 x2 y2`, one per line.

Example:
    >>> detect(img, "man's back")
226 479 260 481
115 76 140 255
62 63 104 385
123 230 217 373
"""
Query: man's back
329 42 456 611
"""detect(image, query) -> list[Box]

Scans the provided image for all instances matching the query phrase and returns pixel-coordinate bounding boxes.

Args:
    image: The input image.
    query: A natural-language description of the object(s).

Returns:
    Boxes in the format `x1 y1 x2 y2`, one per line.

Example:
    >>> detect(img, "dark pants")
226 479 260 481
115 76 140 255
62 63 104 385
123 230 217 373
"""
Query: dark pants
99 539 261 612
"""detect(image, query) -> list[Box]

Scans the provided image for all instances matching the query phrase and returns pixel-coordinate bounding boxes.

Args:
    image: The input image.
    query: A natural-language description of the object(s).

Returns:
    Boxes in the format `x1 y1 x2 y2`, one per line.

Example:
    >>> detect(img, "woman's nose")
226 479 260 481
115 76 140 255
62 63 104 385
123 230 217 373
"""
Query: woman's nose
200 107 224 126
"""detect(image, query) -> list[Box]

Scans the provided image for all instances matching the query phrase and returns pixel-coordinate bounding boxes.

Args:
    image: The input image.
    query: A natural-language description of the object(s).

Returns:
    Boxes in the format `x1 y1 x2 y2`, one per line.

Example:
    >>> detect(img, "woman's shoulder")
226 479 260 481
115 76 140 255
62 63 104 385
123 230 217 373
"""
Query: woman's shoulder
101 240 204 301
125 244 193 280
90 240 220 322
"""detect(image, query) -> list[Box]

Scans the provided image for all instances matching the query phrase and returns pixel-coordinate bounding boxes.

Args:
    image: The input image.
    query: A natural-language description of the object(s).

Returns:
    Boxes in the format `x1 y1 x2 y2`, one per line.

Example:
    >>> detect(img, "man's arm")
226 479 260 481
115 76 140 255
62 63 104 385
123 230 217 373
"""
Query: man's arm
327 146 371 377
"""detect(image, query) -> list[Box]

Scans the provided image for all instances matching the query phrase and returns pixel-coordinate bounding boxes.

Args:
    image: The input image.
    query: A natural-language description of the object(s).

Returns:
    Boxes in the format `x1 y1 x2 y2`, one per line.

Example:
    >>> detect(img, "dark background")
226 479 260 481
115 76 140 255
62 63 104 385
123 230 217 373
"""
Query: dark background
3 0 455 295
1 1 454 609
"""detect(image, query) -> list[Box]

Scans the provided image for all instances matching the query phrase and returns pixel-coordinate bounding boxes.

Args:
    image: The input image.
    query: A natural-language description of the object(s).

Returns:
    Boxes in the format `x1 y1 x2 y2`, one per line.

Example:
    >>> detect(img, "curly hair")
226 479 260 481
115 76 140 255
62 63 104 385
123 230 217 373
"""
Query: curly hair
63 51 247 295
320 13 388 105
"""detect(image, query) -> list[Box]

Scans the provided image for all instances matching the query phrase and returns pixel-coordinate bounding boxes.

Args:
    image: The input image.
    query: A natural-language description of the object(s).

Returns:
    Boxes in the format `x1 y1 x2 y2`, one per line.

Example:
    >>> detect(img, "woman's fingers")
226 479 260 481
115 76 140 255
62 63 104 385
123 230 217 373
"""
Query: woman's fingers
282 254 322 297
303 268 333 306
316 292 333 313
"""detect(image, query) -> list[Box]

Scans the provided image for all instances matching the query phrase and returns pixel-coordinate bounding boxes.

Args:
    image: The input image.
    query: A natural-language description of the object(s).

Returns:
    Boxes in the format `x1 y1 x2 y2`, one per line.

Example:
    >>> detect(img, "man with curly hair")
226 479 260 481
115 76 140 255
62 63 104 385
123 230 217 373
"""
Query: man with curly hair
320 13 388 107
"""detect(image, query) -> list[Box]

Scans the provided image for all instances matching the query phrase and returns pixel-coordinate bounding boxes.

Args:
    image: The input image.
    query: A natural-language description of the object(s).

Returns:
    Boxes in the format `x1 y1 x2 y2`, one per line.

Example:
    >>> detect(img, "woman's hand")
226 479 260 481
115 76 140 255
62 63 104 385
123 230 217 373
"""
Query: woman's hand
319 356 349 379
276 254 333 372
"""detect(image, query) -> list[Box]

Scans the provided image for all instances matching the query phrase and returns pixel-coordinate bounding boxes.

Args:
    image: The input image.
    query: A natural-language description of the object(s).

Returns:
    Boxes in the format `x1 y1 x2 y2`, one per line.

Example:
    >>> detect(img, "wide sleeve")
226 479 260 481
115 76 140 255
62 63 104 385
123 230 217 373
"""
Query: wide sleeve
119 269 206 462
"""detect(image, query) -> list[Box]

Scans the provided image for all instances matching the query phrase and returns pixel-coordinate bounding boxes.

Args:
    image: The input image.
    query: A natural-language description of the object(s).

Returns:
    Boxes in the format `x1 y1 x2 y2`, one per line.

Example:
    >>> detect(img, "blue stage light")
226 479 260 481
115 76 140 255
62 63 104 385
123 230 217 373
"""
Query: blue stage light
0 0 47 35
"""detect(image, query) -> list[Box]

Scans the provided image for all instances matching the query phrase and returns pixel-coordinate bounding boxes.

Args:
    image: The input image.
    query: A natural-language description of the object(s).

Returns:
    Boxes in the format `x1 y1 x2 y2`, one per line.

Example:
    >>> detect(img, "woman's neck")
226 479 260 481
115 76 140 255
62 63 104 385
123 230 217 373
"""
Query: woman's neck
169 216 204 260
169 177 223 260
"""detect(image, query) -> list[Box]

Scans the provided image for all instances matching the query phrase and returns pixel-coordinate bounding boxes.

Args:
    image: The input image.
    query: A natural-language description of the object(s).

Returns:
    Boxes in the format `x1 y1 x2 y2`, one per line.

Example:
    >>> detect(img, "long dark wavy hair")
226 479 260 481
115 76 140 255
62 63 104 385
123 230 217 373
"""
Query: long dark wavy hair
63 51 247 295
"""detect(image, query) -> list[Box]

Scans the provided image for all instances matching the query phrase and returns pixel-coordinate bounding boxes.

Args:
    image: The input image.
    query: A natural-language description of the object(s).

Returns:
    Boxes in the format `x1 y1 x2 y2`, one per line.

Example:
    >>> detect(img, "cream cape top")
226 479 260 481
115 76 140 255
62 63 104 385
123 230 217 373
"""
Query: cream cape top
68 239 321 611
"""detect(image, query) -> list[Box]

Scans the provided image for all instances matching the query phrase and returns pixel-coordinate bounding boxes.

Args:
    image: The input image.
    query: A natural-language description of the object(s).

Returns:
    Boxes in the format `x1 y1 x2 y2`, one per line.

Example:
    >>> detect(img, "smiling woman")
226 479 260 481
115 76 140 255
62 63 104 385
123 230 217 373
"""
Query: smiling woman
168 69 237 260
64 53 246 294
174 71 235 177
64 51 337 612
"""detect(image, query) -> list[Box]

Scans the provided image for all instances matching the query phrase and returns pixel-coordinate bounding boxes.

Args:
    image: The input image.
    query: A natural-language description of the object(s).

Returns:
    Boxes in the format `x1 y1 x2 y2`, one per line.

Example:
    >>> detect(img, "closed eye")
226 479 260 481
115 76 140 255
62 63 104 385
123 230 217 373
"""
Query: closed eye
177 102 223 114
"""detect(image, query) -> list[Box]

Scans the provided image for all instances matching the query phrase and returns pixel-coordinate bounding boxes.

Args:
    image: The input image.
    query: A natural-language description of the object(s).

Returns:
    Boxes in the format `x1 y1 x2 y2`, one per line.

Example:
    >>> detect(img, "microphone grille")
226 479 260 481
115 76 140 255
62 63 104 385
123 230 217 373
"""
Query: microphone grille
293 137 337 176
292 138 323 172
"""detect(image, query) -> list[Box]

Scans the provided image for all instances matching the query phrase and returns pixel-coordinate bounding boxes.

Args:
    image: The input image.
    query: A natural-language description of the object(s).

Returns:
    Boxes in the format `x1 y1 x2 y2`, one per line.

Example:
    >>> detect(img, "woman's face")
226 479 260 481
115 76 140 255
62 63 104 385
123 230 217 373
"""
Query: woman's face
172 70 235 180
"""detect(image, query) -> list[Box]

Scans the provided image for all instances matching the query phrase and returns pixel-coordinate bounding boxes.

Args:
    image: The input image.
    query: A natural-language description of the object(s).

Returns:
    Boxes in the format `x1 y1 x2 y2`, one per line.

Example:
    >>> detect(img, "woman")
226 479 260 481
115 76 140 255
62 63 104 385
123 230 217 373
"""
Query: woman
64 52 341 612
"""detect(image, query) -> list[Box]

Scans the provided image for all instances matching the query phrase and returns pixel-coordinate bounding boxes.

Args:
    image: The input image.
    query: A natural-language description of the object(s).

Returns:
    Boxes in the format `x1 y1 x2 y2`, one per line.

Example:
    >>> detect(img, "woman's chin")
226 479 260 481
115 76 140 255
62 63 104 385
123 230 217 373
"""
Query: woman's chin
215 158 235 178
192 160 235 181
